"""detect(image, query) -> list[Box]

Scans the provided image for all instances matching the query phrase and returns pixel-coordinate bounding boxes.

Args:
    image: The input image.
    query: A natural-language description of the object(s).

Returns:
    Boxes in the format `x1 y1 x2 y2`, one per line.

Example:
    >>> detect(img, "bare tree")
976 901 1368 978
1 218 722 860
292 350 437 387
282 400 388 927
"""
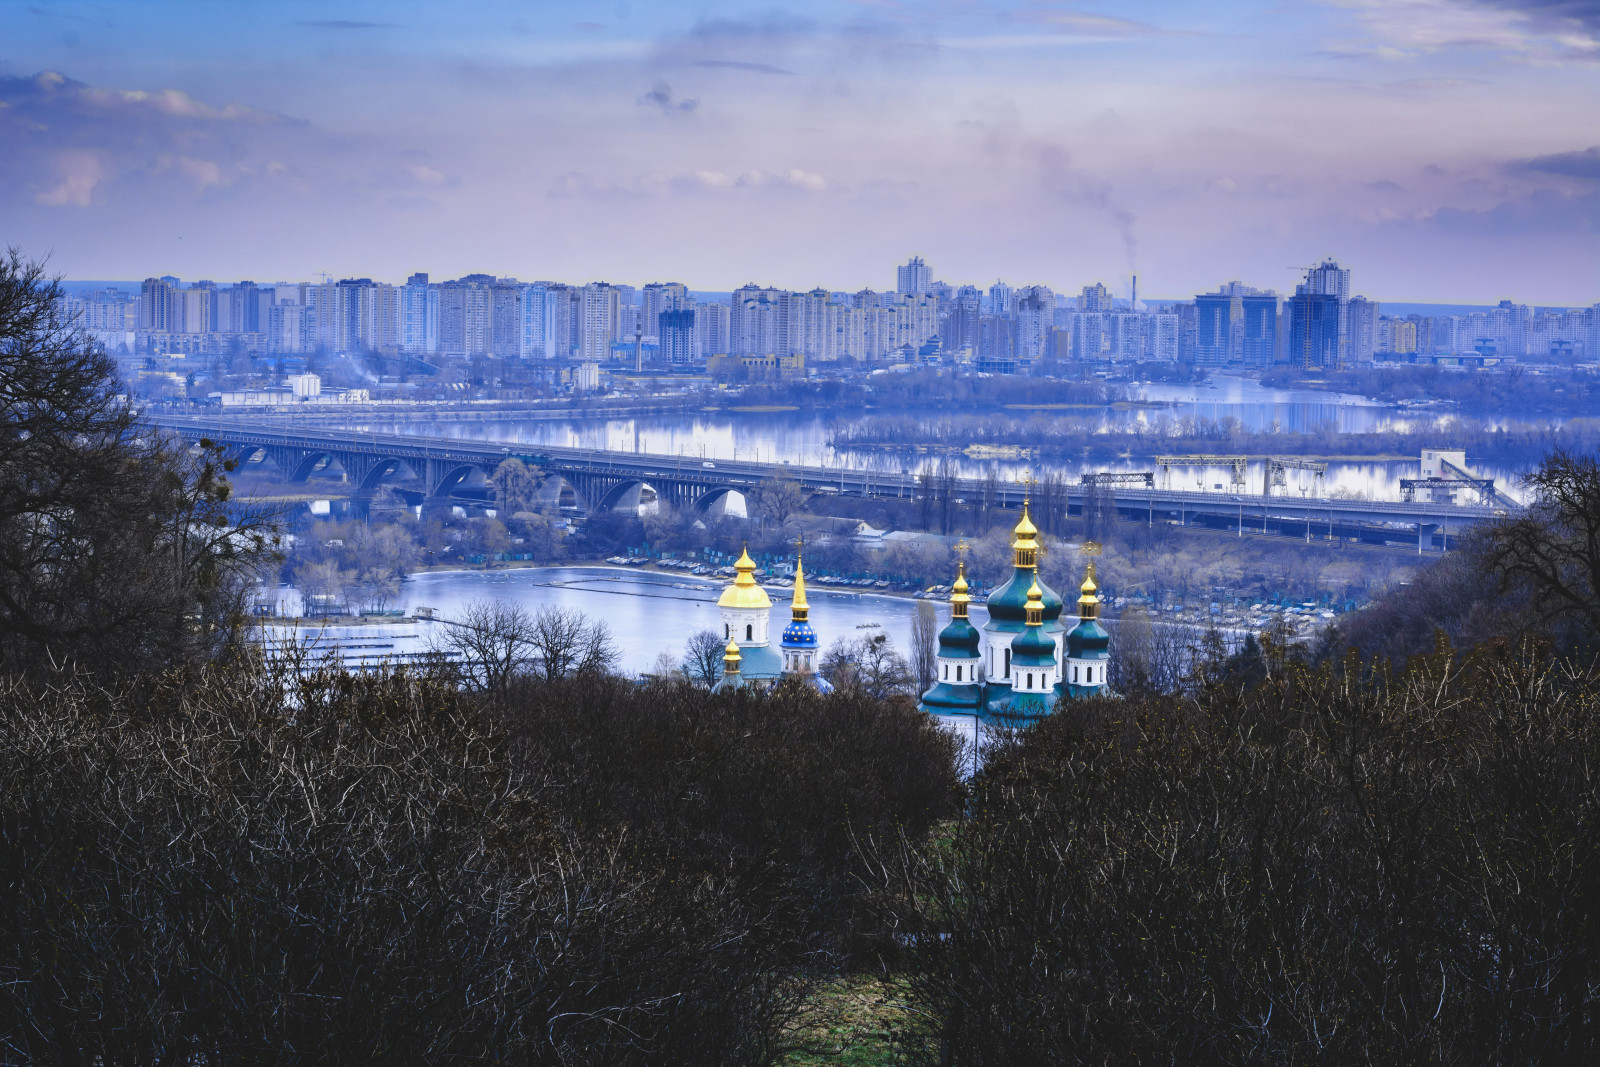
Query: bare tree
754 470 806 528
526 604 618 683
490 457 543 516
1484 448 1600 635
912 600 939 694
821 631 914 700
682 628 727 689
437 599 536 691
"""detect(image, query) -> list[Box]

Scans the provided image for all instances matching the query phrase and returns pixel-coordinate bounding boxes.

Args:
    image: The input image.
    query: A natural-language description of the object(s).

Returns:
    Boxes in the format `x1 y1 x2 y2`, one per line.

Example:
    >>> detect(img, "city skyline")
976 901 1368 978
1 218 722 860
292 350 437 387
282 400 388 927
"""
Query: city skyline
2 1 1598 303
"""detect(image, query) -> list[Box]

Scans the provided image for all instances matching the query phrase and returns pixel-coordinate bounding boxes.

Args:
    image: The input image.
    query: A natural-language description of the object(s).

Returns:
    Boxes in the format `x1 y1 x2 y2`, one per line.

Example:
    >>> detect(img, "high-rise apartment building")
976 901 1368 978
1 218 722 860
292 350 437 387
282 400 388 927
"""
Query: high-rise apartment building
696 301 730 357
642 282 689 340
1014 286 1055 362
731 284 784 356
490 280 523 358
897 256 932 296
1289 290 1341 370
1079 283 1112 313
580 283 621 362
400 273 438 353
439 275 495 357
943 285 981 353
987 281 1014 317
659 307 696 364
1346 296 1379 364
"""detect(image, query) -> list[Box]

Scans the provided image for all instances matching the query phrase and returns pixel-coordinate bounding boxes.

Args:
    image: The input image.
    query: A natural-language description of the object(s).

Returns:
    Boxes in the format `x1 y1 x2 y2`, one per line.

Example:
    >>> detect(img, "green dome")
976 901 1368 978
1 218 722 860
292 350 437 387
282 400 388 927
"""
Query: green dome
1066 619 1110 659
1010 623 1056 668
986 566 1065 624
938 616 981 653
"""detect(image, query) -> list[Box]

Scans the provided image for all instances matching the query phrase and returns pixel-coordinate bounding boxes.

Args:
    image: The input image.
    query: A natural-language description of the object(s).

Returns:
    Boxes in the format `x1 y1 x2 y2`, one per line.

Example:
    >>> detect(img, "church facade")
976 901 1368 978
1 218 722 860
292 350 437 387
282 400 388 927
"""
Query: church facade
709 508 1108 720
919 504 1110 723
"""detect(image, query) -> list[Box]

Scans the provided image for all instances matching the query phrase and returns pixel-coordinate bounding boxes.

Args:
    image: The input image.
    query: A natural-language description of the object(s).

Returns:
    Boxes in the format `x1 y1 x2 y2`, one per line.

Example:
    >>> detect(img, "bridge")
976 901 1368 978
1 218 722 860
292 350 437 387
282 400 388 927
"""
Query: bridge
153 416 1518 552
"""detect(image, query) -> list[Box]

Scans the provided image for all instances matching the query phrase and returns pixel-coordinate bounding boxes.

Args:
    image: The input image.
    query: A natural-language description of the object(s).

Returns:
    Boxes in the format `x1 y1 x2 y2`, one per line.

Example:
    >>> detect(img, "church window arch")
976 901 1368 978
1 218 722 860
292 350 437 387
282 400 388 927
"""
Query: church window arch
746 623 753 641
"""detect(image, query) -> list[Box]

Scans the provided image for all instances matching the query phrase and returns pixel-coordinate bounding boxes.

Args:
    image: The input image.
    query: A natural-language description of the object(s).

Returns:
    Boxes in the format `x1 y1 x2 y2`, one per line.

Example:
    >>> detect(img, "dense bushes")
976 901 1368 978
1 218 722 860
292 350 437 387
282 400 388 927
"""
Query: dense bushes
0 663 960 1064
885 648 1600 1064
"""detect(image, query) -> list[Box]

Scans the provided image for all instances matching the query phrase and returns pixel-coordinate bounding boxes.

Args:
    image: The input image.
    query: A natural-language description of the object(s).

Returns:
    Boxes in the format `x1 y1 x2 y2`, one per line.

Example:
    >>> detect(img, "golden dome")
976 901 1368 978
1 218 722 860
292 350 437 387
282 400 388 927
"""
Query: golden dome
1013 504 1038 542
951 560 971 619
1012 502 1040 568
1025 576 1044 626
717 545 773 610
1078 562 1100 619
723 638 742 673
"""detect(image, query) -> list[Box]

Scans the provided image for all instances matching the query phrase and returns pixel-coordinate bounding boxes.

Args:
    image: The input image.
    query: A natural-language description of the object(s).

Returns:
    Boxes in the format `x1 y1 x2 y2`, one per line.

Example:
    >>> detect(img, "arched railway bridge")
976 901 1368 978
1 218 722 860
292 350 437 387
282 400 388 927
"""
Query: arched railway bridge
153 416 1518 551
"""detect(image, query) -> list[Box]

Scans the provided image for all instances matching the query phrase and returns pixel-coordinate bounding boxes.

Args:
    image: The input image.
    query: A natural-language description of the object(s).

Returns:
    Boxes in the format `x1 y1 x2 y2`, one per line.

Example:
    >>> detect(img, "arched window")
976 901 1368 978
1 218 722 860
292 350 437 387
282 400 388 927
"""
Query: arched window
955 665 962 681
745 624 753 641
1004 648 1011 677
725 624 730 639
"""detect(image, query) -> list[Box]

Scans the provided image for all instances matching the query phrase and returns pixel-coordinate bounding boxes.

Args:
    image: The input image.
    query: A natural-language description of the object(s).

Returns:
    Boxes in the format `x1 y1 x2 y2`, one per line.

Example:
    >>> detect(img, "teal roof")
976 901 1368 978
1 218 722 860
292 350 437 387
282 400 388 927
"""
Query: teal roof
1066 619 1110 659
920 680 984 713
985 566 1065 624
938 615 981 653
1010 624 1056 668
733 643 784 680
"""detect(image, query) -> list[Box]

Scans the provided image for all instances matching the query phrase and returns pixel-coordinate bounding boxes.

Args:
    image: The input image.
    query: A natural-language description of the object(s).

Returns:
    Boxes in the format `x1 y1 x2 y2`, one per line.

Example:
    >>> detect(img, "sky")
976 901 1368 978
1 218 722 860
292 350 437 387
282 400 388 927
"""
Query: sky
1 0 1597 303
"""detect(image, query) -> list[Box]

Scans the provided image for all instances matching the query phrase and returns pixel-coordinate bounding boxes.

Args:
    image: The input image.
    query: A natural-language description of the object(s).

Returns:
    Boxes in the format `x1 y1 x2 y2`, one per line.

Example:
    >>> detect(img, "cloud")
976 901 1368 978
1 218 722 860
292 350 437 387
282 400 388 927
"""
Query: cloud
1327 0 1600 60
1469 0 1600 33
637 81 697 112
35 150 101 206
297 20 397 30
1519 145 1600 180
691 59 797 75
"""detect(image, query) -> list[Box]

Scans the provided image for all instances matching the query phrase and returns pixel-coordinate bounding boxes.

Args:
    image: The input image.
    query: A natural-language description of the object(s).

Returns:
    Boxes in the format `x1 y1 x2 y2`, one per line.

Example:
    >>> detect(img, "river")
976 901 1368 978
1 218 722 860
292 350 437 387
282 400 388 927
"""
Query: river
332 375 1527 503
263 565 921 676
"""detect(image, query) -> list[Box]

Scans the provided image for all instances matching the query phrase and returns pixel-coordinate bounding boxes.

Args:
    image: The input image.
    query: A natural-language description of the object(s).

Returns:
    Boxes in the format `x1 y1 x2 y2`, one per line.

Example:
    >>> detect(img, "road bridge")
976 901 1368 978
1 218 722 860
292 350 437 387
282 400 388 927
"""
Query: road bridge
152 416 1518 551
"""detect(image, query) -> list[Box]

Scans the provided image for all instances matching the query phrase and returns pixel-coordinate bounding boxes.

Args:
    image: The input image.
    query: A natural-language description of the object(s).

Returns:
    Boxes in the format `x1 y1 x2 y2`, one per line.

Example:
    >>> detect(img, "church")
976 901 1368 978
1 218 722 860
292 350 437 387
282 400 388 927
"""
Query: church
918 503 1109 722
713 505 1109 718
714 545 828 692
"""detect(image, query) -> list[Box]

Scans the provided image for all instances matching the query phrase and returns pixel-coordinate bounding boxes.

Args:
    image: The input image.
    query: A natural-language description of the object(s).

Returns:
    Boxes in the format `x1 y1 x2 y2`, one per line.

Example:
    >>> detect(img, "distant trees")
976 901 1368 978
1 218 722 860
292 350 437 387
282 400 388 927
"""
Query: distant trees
0 249 278 675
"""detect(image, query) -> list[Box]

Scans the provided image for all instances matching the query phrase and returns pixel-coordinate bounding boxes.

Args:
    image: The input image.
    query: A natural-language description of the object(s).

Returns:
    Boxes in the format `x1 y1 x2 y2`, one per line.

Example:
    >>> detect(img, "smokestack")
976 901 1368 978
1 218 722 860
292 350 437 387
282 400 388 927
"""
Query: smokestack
1131 274 1138 311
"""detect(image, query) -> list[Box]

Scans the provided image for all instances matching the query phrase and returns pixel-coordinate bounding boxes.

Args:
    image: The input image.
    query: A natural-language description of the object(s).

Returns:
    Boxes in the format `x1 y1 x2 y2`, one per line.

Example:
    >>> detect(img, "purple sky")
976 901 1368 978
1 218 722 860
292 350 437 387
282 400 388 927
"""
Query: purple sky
2 0 1597 303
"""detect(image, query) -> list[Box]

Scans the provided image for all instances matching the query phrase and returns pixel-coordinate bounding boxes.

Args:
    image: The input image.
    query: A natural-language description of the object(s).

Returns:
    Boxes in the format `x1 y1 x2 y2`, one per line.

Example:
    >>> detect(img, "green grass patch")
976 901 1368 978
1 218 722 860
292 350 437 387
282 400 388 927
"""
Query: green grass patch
779 974 927 1066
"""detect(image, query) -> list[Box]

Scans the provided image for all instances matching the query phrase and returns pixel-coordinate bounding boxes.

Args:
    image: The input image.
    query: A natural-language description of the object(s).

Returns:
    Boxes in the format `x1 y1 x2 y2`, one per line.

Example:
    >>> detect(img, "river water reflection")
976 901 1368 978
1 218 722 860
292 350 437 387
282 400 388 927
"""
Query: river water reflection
346 374 1526 503
270 566 923 677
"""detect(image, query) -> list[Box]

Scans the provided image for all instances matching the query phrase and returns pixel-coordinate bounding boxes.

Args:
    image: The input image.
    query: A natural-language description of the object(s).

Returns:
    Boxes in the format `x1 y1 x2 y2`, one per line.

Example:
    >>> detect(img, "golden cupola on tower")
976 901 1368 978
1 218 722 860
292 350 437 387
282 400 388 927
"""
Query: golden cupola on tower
1011 503 1040 569
717 545 773 611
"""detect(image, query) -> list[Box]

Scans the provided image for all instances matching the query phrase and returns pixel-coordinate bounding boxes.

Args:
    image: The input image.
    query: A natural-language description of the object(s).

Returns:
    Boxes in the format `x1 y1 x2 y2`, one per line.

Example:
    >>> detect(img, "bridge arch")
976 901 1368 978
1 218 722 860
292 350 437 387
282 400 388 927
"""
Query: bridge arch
289 451 341 483
535 474 585 512
429 463 491 499
692 486 749 518
597 479 660 516
357 456 421 492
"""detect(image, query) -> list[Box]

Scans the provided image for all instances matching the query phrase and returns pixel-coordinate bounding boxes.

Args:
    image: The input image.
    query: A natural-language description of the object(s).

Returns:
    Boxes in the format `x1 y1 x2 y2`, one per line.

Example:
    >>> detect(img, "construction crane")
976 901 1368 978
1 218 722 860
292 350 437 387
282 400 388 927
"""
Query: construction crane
1155 455 1247 491
1264 457 1327 496
1081 471 1154 488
